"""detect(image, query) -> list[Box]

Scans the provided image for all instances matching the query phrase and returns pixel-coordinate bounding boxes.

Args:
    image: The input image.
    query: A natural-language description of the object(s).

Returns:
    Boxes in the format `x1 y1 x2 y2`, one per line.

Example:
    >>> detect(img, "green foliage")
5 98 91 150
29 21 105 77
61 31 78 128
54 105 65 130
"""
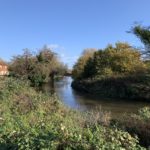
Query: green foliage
138 107 150 120
82 42 146 79
72 74 150 100
0 77 145 149
9 46 68 86
133 25 150 58
144 60 150 70
116 107 150 148
72 42 149 101
9 49 34 79
72 49 96 79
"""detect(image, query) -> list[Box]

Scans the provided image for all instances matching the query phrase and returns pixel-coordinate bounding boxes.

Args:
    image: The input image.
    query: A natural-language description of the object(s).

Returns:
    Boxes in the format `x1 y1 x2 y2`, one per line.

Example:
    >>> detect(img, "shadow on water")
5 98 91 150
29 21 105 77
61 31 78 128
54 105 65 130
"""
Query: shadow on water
42 77 150 118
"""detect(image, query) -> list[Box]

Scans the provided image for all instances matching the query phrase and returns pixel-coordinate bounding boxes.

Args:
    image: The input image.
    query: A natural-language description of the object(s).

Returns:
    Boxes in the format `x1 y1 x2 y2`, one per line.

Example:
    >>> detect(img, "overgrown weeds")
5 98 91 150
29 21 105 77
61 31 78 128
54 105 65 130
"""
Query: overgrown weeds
0 77 146 149
115 107 150 148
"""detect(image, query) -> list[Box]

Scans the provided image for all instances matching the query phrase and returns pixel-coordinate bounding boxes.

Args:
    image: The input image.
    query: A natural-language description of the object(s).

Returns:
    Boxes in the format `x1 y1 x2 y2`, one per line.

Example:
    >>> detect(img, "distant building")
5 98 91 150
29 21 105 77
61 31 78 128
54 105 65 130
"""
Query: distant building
0 61 9 76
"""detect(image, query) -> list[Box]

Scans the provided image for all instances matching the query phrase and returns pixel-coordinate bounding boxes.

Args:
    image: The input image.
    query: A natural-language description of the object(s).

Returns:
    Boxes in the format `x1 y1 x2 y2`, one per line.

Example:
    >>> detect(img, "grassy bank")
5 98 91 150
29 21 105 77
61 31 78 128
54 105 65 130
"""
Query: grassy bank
0 77 148 149
72 74 150 101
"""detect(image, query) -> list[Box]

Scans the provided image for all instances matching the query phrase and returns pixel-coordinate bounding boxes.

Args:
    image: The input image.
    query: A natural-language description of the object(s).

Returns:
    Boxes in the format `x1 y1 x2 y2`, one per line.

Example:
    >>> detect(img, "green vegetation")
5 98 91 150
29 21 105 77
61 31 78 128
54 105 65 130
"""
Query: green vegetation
132 25 150 58
0 77 147 149
71 27 150 148
72 49 96 80
115 107 150 148
73 42 147 80
1 24 150 149
72 42 150 100
9 46 67 86
72 74 150 100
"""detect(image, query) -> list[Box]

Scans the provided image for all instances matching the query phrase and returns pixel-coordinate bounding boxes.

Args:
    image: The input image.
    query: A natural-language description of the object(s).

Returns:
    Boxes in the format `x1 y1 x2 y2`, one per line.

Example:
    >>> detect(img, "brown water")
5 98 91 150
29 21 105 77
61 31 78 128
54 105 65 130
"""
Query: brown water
42 77 150 117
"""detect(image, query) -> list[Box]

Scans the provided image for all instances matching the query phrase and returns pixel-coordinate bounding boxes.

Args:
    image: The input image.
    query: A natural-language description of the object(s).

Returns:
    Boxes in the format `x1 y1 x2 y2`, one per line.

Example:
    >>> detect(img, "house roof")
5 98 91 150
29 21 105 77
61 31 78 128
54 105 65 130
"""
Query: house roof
0 60 7 66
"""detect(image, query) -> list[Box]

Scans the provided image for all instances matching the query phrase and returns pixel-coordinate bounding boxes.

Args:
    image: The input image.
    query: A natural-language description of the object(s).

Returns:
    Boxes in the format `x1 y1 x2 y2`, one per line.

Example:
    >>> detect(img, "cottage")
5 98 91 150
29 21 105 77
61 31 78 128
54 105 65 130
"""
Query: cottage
0 61 9 76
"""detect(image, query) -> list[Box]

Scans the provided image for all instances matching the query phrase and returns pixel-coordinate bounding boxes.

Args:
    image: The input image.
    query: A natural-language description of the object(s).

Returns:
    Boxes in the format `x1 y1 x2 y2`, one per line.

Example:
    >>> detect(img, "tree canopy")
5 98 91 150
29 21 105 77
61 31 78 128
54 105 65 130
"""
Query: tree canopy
73 42 146 80
72 48 96 79
9 46 68 86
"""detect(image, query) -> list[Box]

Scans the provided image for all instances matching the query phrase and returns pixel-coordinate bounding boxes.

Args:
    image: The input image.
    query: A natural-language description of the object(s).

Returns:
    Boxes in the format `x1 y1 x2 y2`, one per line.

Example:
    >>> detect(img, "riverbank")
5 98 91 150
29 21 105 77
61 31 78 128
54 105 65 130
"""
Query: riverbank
0 77 149 149
72 74 150 101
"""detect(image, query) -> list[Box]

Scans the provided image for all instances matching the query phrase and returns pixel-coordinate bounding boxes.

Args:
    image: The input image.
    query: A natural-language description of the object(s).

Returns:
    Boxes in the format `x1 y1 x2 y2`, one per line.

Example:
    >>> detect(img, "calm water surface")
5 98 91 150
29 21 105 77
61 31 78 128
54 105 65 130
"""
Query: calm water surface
43 77 150 117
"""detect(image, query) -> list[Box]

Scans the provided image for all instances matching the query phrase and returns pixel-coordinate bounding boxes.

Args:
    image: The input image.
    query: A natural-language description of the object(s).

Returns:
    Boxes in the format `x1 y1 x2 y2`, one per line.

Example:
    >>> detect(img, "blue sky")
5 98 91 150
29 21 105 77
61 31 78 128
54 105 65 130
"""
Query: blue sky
0 0 149 68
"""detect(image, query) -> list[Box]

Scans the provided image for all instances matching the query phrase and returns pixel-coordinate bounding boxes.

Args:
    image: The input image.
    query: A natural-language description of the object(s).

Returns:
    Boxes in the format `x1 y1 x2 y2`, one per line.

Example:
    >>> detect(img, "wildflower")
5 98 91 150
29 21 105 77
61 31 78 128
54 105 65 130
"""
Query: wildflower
41 123 45 126
0 117 4 121
60 123 65 131
79 134 82 139
12 130 17 134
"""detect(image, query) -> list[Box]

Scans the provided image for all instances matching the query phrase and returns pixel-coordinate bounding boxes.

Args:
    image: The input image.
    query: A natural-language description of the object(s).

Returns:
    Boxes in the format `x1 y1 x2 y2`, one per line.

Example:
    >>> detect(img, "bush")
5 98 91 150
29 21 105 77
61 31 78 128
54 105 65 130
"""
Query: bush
0 77 146 149
115 107 150 148
138 107 150 121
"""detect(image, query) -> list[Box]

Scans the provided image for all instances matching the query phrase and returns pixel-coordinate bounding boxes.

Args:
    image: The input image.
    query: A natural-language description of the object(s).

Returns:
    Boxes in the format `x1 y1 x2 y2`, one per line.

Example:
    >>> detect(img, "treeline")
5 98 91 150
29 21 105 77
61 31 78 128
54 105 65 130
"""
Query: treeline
72 25 150 100
72 42 147 80
9 45 68 86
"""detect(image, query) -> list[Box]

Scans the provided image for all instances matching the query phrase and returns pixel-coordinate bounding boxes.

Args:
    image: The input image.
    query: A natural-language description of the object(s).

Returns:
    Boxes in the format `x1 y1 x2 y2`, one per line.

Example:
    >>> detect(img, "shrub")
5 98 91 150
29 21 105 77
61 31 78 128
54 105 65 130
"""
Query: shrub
0 77 146 149
116 107 150 148
138 107 150 120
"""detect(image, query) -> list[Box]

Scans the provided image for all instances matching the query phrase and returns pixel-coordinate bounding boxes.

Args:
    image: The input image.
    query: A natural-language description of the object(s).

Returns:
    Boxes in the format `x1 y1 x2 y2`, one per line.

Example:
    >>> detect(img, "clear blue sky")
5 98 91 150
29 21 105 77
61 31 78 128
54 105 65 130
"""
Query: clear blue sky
0 0 149 68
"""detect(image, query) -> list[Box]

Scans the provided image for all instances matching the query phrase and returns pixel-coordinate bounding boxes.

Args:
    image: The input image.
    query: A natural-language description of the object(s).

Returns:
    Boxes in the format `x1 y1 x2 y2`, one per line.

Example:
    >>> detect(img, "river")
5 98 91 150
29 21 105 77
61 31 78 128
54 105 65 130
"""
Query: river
42 77 150 117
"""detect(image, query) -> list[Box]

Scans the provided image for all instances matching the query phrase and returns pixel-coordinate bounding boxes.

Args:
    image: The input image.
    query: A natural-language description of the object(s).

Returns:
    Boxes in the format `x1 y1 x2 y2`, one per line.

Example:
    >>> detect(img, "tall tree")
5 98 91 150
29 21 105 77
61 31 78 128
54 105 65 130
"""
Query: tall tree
72 48 96 79
133 25 150 58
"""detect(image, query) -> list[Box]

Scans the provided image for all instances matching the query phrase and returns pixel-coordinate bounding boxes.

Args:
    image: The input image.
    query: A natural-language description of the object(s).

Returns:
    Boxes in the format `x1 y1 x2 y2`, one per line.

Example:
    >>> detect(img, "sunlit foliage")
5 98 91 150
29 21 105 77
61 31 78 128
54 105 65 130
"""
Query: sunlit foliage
72 48 96 79
0 77 145 149
73 42 146 79
9 46 67 86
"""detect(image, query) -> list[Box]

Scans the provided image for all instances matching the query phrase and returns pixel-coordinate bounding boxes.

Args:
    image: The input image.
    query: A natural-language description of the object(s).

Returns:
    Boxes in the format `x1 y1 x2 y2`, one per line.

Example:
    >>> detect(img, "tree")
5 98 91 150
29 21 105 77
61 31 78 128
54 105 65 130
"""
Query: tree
82 42 146 79
133 25 150 58
9 49 35 79
9 46 68 86
72 48 96 79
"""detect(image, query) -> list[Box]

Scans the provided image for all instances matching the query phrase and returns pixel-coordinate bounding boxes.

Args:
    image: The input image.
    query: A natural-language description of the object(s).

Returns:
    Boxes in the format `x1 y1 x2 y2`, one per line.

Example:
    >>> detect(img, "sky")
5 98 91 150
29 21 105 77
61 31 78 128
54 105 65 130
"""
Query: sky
0 0 149 68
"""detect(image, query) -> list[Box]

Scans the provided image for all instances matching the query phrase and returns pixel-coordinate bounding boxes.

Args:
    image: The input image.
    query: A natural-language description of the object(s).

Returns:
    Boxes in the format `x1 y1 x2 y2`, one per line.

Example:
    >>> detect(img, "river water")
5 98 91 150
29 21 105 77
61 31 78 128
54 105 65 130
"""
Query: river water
42 77 150 117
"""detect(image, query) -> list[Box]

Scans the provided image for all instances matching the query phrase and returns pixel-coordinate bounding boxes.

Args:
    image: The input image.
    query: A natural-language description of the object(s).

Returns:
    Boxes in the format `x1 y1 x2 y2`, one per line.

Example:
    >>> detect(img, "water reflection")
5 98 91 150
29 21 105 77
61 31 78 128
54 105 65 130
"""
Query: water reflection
43 77 150 117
